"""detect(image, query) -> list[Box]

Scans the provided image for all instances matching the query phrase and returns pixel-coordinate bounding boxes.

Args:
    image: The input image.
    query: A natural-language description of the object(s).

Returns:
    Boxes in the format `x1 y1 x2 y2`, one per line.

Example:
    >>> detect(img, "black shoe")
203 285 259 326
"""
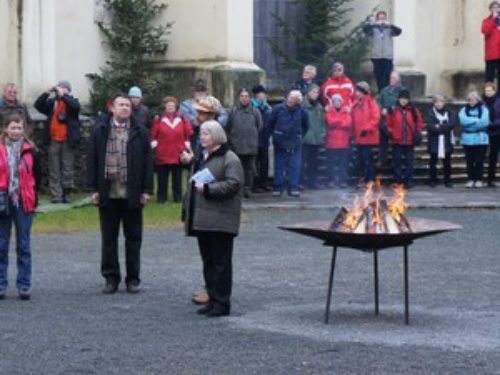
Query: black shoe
102 280 118 294
126 281 140 294
18 287 31 300
196 305 214 315
205 306 230 317
444 182 453 188
62 189 71 204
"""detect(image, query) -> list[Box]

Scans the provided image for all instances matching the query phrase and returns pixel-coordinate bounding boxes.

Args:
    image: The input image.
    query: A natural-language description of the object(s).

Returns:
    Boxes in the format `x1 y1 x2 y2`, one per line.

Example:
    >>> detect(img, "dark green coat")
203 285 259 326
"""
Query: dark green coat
302 97 325 146
184 144 244 236
226 104 263 155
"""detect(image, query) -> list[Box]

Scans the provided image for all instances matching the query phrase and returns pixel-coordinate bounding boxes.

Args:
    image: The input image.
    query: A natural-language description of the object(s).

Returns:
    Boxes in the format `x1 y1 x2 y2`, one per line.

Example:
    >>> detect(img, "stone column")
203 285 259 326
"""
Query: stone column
0 0 20 91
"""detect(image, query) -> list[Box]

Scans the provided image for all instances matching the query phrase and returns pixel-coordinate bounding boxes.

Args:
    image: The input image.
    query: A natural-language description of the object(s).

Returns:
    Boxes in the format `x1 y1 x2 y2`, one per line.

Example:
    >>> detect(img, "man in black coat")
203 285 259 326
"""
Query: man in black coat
34 80 81 203
87 93 154 294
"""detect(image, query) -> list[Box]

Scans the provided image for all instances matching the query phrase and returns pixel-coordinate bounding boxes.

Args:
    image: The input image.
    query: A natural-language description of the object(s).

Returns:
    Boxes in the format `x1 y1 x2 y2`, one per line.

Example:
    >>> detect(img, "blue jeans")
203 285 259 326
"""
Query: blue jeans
357 145 376 182
0 202 34 290
393 144 415 184
274 146 302 192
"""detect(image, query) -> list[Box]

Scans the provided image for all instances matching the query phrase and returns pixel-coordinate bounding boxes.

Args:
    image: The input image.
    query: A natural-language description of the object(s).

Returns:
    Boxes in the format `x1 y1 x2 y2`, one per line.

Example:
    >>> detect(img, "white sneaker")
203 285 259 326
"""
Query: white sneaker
474 181 483 188
465 181 474 188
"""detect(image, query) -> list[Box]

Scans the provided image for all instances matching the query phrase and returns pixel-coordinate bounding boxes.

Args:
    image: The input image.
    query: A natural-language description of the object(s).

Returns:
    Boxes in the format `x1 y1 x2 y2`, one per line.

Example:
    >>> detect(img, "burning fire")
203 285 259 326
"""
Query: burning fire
331 180 412 234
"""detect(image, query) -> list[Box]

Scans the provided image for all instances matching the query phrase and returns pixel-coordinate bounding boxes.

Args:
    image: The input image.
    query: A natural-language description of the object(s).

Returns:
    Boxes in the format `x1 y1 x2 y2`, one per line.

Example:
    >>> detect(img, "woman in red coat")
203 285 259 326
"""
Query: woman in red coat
150 96 193 203
482 2 500 83
351 82 381 183
0 113 41 300
325 94 352 188
386 90 424 187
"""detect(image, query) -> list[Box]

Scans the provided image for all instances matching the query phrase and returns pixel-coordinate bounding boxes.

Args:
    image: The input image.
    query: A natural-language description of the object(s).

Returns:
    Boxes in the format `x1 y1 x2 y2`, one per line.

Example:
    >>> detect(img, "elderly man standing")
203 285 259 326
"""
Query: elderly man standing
34 81 81 203
128 86 152 129
87 93 153 294
268 90 309 197
226 88 263 198
0 84 32 131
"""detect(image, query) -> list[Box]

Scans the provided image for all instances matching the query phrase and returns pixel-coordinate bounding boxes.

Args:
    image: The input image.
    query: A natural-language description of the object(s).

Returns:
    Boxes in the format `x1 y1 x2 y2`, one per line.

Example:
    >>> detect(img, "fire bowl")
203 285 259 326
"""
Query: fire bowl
279 217 462 251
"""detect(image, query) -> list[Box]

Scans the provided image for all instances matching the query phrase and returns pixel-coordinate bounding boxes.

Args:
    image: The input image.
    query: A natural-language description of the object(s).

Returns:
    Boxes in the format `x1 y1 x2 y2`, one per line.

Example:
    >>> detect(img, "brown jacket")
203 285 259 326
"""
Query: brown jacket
183 144 243 236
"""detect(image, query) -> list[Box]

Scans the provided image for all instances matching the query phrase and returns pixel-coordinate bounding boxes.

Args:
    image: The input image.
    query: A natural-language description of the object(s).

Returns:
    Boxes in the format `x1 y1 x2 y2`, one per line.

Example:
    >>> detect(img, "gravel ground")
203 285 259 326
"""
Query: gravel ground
0 208 499 375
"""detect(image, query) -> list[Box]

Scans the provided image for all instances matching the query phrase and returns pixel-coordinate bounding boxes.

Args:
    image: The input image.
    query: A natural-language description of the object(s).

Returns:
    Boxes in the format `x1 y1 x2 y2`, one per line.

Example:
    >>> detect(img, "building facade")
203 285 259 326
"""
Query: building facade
0 0 494 109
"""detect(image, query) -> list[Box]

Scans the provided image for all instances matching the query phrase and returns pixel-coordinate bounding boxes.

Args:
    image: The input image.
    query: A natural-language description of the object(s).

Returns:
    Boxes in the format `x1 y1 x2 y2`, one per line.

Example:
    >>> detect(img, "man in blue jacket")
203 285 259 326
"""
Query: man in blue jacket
268 90 309 197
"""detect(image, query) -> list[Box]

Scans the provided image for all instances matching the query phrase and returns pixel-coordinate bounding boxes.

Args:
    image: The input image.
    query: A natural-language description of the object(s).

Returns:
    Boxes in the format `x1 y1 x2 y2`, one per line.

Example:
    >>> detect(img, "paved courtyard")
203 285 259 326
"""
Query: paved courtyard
0 205 499 374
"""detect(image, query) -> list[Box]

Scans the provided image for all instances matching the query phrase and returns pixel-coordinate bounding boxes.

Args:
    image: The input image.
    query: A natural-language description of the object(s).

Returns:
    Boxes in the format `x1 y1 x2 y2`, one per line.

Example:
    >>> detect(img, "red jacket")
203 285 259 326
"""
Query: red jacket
325 107 352 149
0 141 39 213
386 105 424 146
320 75 354 107
351 96 381 145
150 112 193 165
482 16 500 61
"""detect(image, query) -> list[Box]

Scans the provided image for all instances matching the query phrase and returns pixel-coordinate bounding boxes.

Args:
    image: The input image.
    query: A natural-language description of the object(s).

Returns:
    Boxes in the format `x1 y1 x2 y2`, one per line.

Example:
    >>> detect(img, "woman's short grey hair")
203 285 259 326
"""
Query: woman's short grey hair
432 94 446 103
467 91 482 102
200 120 227 145
288 90 303 103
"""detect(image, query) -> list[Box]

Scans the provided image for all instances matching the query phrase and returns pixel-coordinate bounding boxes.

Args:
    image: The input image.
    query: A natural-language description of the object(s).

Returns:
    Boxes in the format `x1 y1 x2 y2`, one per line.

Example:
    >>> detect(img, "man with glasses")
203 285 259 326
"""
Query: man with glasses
320 62 354 109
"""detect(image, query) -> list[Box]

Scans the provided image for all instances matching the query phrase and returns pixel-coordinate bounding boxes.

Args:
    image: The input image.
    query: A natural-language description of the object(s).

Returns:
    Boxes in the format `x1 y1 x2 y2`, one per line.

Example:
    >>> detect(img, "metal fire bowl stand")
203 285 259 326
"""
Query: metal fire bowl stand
279 217 461 325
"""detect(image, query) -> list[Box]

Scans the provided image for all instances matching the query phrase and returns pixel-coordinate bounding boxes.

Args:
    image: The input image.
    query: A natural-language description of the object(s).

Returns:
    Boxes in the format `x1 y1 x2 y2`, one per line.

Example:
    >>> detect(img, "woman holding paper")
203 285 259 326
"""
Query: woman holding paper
426 95 455 188
183 120 243 317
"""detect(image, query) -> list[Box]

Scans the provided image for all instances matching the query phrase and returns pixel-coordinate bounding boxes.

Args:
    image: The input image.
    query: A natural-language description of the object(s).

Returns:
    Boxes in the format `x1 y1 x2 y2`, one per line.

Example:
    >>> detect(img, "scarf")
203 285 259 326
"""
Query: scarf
6 137 24 206
433 108 451 159
105 119 129 183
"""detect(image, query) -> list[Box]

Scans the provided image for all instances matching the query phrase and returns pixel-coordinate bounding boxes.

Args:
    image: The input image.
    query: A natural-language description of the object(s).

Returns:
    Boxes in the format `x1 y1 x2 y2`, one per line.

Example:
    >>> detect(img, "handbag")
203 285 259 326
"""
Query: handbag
0 192 10 217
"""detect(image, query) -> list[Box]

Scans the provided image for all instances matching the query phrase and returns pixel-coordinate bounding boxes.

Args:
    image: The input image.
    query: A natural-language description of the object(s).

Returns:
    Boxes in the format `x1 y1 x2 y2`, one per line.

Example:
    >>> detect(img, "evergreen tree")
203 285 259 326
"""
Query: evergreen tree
269 0 371 81
87 0 173 112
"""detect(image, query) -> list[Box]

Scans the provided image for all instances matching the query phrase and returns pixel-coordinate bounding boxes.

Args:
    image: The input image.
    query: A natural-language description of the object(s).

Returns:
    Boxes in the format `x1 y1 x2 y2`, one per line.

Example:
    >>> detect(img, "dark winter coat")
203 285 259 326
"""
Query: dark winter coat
86 113 154 209
226 103 263 155
131 103 152 129
489 98 500 138
0 99 32 128
184 144 243 236
34 93 81 149
268 103 310 150
426 107 456 154
251 98 272 148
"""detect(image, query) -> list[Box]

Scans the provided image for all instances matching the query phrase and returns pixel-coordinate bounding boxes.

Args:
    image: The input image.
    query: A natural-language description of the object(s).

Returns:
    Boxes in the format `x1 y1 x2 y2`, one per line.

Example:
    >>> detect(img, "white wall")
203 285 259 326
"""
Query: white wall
0 0 20 94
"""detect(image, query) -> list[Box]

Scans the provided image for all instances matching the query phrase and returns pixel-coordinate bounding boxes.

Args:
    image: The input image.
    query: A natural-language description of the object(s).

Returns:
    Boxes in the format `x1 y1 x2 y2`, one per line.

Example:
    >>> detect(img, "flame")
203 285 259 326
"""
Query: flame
388 184 408 222
337 179 409 233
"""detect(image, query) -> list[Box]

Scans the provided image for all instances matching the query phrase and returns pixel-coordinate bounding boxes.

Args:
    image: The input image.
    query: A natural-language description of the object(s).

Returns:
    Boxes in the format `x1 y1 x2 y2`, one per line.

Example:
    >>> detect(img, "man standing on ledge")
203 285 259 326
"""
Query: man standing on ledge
87 93 153 294
34 80 81 203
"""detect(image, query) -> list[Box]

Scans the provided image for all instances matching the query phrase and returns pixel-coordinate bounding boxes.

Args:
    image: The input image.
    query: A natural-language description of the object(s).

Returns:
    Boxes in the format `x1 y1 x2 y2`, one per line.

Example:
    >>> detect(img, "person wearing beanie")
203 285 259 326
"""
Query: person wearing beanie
351 81 381 183
128 86 152 129
386 89 424 187
426 95 456 188
325 93 352 188
251 85 273 192
183 120 244 317
320 62 354 108
376 71 407 166
301 83 325 189
226 88 263 198
34 80 81 203
459 91 490 188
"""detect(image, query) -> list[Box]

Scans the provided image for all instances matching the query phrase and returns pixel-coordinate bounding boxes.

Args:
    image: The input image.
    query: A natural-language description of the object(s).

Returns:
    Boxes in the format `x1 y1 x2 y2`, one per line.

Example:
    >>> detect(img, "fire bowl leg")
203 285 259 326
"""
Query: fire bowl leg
404 245 409 325
324 246 338 324
373 250 379 316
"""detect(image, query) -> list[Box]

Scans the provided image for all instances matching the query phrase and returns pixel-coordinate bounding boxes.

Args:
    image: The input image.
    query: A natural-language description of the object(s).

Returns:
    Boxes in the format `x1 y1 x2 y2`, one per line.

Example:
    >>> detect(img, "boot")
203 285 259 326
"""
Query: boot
62 188 71 204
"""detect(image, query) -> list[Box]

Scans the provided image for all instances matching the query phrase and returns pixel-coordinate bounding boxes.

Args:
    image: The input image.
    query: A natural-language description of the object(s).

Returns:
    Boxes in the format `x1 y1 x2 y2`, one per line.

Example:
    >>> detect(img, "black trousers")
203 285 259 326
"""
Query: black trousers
197 232 234 311
488 135 500 183
429 152 452 184
485 59 500 84
255 146 270 188
238 155 256 192
99 199 143 284
302 144 320 187
464 145 487 181
157 164 183 203
372 58 394 92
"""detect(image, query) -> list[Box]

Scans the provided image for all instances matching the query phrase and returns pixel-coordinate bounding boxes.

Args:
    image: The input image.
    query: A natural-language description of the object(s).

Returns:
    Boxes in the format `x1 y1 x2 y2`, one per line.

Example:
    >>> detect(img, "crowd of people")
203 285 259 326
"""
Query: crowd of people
0 4 498 315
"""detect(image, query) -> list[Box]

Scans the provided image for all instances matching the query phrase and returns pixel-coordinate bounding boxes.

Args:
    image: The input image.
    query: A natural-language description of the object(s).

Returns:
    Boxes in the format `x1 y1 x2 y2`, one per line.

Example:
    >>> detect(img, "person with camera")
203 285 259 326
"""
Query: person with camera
34 80 81 203
0 113 41 301
363 10 402 92
482 2 500 84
